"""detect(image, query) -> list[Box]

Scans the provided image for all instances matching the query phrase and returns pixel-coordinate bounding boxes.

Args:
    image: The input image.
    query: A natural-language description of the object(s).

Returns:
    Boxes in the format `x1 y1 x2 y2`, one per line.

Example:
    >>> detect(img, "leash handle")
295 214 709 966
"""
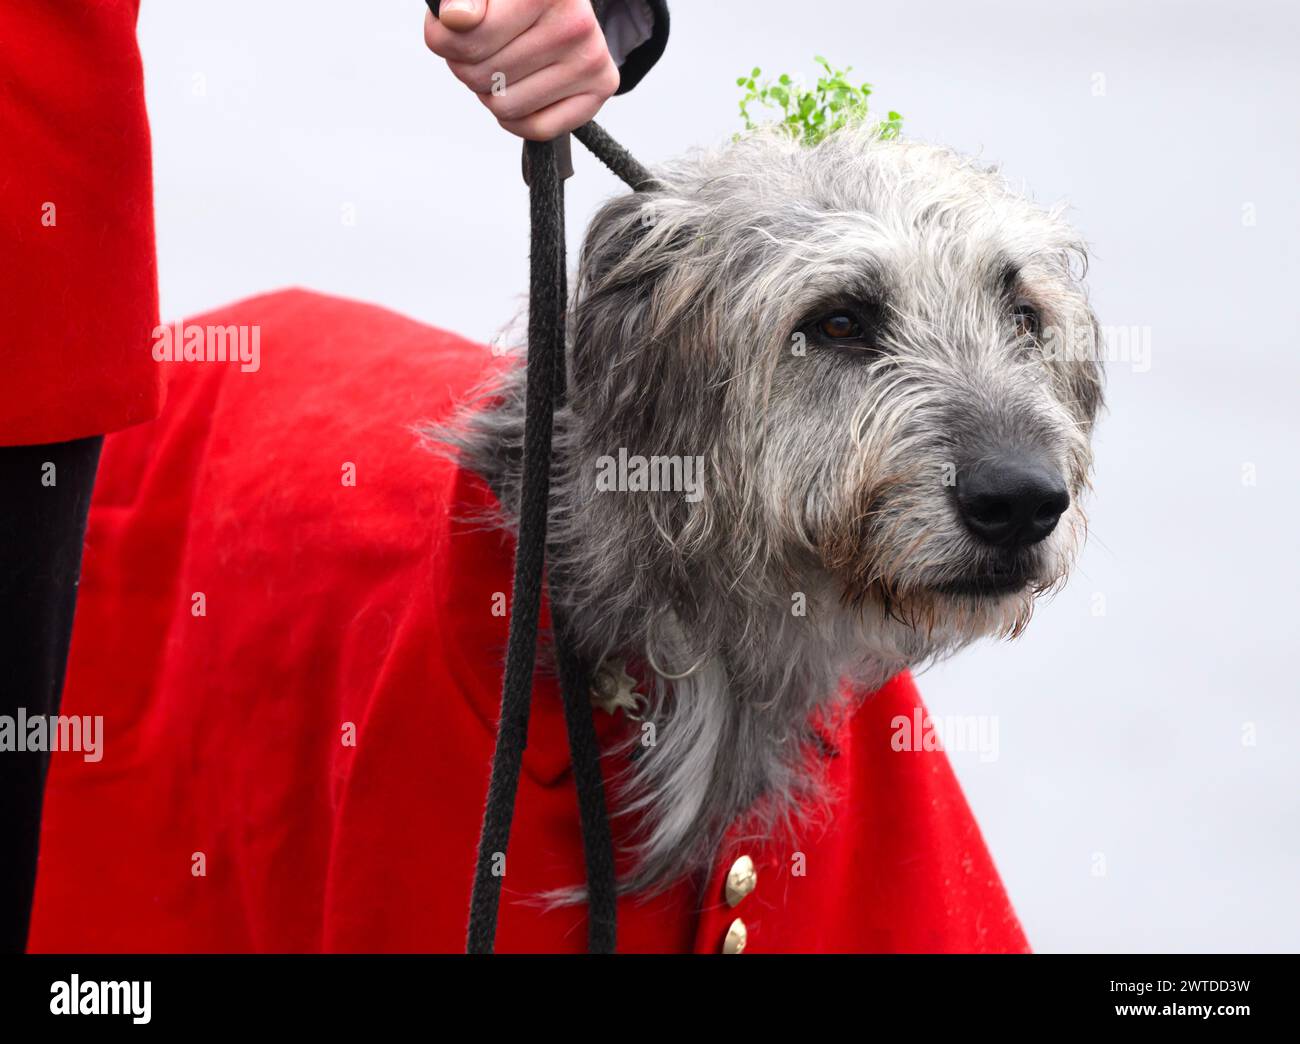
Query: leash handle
425 0 641 954
458 122 651 956
464 138 566 955
523 134 573 183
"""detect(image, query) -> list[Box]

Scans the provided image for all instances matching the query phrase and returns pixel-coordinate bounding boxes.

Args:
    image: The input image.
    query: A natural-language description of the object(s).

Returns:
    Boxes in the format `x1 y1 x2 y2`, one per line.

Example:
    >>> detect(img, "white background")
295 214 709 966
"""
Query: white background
137 0 1300 952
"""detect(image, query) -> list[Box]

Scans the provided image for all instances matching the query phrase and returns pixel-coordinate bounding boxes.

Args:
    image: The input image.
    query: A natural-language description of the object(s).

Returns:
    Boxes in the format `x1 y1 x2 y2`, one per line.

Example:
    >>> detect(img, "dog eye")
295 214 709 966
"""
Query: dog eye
805 307 884 354
1011 300 1041 338
800 302 885 356
818 313 863 340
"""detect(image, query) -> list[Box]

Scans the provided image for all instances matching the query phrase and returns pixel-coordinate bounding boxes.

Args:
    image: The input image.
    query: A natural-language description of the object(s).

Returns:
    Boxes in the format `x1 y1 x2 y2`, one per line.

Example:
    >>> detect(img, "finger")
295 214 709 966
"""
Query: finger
478 43 618 124
446 22 573 95
436 0 487 34
424 0 544 65
497 92 609 141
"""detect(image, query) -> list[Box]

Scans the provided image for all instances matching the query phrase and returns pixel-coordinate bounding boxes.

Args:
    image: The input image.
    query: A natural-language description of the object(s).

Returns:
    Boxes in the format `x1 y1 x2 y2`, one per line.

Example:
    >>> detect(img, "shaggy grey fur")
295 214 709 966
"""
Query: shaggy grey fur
436 123 1104 898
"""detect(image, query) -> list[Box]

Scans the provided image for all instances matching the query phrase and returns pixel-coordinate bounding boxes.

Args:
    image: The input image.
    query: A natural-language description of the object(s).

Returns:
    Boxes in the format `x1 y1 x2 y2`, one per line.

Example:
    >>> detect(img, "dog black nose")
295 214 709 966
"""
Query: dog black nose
955 454 1069 548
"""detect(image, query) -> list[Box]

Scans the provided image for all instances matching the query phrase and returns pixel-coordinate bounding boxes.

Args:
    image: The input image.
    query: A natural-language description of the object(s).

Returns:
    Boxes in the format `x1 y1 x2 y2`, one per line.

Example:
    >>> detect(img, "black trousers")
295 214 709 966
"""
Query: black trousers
0 436 102 953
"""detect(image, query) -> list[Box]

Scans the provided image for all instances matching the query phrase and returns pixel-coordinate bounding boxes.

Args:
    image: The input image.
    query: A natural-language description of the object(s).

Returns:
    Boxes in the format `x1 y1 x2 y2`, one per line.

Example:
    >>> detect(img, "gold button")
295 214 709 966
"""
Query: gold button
725 854 757 907
722 917 748 954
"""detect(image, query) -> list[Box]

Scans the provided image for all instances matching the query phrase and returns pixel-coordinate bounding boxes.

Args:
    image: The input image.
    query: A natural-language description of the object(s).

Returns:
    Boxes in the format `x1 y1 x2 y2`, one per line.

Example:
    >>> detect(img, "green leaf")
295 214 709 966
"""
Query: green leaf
733 56 903 146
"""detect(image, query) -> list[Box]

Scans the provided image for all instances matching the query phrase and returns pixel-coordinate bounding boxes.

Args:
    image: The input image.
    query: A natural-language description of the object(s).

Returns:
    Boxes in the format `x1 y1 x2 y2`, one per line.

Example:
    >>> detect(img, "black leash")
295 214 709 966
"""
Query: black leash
425 1 655 956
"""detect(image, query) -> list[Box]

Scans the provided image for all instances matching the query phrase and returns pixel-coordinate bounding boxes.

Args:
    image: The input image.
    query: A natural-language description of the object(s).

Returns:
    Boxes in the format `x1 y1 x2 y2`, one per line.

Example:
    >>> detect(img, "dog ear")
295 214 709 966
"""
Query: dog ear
568 187 714 415
1056 246 1106 431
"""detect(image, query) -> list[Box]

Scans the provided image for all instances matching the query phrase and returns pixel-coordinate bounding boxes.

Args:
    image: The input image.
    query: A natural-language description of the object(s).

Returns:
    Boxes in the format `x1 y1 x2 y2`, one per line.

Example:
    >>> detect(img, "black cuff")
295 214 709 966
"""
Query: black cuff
605 0 670 95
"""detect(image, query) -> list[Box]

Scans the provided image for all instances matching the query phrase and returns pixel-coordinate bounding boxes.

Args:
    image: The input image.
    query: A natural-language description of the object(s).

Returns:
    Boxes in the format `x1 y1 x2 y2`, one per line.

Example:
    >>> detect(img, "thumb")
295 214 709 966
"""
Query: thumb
435 0 487 33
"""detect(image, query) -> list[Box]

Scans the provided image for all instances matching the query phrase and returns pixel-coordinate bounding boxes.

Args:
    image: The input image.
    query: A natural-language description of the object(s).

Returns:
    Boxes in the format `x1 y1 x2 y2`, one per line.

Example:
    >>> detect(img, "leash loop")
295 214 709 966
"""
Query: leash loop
463 121 651 954
432 0 650 960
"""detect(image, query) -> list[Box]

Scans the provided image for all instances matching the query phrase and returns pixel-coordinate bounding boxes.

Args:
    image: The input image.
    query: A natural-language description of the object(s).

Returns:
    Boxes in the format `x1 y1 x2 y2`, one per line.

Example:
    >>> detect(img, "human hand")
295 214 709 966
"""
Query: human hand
425 0 621 141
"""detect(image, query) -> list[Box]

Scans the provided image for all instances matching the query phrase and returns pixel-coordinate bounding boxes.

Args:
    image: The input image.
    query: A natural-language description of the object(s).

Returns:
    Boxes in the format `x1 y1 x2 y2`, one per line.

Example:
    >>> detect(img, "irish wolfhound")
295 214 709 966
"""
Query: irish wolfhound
444 123 1104 897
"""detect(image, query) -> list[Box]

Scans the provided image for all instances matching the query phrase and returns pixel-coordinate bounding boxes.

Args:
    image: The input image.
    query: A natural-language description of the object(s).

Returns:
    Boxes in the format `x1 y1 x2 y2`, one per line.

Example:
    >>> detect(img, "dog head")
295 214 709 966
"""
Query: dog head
570 125 1104 666
448 125 1108 893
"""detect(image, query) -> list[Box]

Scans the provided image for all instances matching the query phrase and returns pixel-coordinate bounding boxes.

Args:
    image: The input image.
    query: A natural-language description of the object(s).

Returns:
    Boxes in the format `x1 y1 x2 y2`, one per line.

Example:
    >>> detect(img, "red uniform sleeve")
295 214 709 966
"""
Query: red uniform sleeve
0 0 162 445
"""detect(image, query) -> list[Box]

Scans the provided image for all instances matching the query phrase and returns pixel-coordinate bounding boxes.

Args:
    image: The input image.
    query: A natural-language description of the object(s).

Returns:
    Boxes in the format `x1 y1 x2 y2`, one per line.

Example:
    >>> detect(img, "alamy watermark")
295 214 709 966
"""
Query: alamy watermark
891 708 999 763
0 709 102 762
1043 320 1152 374
595 448 705 503
152 320 260 373
50 975 150 1024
